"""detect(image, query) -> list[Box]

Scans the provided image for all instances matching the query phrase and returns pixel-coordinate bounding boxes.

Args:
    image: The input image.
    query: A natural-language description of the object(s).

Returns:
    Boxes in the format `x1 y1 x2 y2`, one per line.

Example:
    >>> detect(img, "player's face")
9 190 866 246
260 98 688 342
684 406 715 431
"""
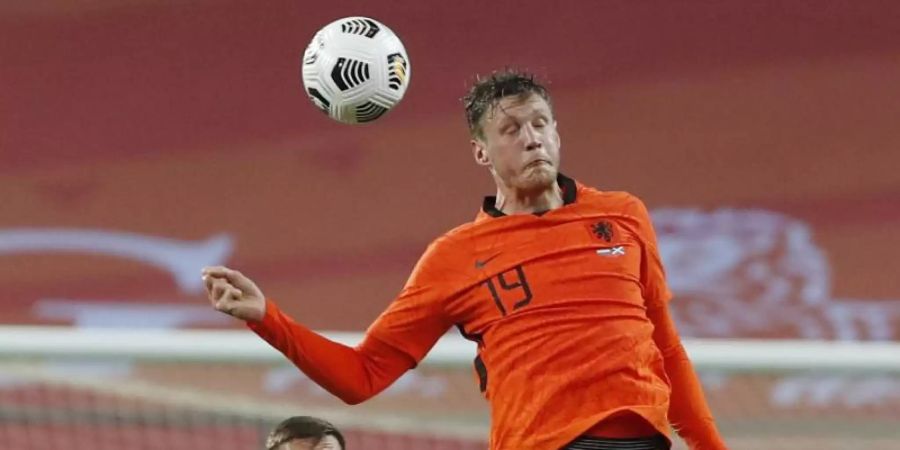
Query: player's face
472 93 560 194
278 435 342 450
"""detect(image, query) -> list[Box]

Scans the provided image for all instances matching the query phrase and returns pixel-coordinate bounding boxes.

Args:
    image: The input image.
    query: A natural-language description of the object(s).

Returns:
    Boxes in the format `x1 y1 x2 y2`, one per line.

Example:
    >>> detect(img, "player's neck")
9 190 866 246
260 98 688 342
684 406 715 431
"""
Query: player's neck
494 183 563 215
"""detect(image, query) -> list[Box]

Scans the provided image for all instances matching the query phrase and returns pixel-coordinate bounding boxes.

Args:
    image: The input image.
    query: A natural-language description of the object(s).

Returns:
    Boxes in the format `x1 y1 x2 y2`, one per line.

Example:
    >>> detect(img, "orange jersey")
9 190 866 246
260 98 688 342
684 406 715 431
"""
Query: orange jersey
367 175 673 448
249 174 726 449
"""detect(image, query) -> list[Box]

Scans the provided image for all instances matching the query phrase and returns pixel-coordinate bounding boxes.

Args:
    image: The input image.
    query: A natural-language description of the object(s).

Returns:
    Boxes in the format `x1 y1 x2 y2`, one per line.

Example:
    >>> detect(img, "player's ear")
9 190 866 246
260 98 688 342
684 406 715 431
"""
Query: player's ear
471 137 491 166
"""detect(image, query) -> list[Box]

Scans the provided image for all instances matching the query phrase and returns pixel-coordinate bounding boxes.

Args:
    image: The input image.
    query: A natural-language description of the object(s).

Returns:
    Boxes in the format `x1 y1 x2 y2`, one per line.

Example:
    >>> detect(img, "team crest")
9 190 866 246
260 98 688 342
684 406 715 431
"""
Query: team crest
591 221 614 242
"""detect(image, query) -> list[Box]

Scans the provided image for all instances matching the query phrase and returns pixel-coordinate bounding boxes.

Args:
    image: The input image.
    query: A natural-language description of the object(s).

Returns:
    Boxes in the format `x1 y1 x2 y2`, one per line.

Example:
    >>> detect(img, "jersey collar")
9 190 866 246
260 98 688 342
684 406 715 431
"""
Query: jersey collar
481 173 577 218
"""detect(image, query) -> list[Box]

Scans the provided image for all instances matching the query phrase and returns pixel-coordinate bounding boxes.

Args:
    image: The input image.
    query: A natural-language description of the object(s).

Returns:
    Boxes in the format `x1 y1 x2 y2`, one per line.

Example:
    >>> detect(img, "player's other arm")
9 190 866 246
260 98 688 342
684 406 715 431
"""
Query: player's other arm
202 257 452 405
646 303 727 449
630 196 727 450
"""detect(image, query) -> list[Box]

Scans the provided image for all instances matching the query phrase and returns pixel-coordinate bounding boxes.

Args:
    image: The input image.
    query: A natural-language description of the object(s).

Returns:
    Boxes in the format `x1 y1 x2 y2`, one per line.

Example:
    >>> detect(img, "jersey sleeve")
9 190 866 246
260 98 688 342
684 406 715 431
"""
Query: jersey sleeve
363 237 456 365
247 299 414 404
632 195 727 448
646 295 728 449
245 237 457 405
628 195 673 306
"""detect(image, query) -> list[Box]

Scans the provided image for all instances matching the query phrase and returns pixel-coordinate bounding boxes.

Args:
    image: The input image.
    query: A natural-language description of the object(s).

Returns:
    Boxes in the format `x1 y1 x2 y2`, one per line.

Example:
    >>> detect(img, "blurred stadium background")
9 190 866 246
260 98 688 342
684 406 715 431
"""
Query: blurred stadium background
1 1 899 449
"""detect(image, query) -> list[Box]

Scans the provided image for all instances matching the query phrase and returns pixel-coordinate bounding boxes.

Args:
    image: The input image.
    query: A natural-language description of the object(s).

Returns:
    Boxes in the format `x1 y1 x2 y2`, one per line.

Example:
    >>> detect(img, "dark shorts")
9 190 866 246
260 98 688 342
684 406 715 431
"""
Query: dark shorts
562 434 671 450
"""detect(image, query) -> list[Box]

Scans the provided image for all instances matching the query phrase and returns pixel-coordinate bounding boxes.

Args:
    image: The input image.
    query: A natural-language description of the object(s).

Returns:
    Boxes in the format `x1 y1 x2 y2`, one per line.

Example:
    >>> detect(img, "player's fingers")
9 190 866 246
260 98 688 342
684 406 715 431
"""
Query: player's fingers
201 266 231 281
203 266 259 300
203 276 217 308
202 266 243 284
216 284 242 302
223 285 242 301
211 281 226 301
214 297 235 315
202 275 215 295
209 278 236 301
207 291 219 309
218 285 242 300
214 286 243 315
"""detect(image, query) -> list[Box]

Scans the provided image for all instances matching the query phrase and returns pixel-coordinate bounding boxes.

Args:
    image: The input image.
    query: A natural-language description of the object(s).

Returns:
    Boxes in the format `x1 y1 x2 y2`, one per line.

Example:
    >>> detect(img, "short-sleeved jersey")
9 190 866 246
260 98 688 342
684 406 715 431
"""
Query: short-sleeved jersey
366 174 674 450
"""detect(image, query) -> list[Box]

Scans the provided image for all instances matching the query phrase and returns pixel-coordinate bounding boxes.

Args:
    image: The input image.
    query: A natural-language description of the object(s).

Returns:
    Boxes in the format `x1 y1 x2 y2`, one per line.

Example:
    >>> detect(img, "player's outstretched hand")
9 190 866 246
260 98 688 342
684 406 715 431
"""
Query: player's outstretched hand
201 266 266 322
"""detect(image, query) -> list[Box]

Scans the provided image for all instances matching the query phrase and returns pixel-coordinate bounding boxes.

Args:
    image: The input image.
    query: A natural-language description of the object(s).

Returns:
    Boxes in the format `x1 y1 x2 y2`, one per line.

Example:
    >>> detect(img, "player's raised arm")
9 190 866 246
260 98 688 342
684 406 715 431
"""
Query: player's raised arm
200 244 454 405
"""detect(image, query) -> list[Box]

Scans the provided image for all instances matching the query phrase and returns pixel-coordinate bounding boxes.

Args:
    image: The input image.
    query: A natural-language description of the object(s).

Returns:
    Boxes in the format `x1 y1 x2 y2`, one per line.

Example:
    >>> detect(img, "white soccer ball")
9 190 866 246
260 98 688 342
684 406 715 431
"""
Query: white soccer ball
301 17 411 124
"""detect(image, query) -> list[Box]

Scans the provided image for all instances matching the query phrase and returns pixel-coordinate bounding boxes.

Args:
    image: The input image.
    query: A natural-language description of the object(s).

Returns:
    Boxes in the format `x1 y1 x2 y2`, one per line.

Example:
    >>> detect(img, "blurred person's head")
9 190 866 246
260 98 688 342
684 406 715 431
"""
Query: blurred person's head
464 70 560 196
265 416 345 450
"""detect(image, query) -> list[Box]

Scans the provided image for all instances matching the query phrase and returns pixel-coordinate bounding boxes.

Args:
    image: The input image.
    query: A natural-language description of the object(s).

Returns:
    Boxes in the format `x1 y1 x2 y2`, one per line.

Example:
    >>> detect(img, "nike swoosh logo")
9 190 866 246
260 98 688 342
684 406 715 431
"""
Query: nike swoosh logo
475 253 501 269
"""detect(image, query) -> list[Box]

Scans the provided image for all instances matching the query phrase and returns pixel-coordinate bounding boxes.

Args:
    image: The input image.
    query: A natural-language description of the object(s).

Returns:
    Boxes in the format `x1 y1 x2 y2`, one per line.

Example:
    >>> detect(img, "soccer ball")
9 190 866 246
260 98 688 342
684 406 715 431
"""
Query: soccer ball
301 17 411 124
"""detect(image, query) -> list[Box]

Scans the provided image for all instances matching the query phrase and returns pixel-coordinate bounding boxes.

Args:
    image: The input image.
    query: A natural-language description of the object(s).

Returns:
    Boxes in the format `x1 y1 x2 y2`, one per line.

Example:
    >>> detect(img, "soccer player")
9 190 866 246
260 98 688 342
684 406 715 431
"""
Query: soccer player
203 70 727 450
265 416 345 450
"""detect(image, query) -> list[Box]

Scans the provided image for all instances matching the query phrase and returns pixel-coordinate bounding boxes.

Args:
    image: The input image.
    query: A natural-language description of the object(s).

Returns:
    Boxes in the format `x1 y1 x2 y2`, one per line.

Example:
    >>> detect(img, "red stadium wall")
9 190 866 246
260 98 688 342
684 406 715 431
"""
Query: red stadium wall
1 0 899 337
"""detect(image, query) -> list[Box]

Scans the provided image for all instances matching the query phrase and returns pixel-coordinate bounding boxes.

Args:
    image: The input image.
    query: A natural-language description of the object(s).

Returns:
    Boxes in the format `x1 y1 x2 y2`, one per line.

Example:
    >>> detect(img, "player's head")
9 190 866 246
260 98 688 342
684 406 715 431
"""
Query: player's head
265 416 346 450
464 69 560 195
